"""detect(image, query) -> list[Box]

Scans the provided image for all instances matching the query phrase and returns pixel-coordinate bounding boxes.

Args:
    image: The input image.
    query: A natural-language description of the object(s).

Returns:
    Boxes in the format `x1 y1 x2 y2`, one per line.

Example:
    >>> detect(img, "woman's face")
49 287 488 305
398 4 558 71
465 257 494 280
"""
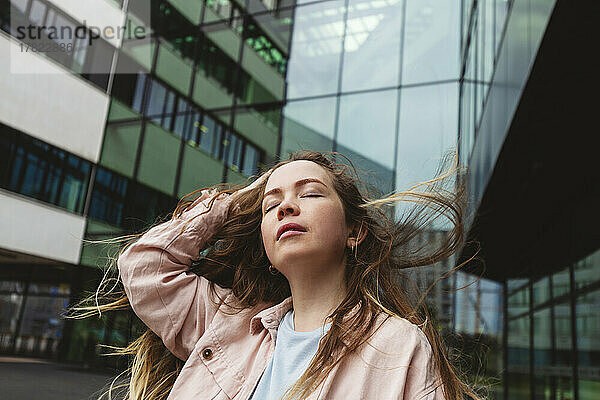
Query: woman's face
260 161 351 275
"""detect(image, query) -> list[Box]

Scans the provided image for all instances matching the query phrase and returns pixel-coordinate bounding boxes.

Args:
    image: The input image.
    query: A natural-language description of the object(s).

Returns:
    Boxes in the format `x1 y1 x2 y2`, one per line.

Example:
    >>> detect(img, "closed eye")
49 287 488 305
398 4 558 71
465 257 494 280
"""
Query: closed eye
265 203 279 213
264 194 321 213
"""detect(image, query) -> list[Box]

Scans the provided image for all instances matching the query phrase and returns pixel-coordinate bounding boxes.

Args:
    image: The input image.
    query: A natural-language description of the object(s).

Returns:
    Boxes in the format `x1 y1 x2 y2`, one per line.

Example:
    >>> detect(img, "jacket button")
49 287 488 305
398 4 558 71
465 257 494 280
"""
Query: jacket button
201 348 213 360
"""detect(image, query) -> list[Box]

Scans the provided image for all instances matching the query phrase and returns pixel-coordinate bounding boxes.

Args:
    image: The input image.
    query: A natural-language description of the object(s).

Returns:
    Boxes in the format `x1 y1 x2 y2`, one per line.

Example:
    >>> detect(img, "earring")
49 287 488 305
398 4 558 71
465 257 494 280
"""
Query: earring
269 265 279 275
349 242 358 259
351 223 362 259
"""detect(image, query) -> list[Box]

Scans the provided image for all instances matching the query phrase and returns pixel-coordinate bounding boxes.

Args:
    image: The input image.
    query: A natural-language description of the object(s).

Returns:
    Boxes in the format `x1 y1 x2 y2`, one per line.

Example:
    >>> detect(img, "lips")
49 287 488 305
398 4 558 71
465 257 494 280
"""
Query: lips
276 223 307 240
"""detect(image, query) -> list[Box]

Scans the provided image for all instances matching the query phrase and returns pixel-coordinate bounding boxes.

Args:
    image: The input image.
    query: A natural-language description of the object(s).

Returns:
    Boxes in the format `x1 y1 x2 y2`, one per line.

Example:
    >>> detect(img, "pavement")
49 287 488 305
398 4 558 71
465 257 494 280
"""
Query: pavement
0 357 120 400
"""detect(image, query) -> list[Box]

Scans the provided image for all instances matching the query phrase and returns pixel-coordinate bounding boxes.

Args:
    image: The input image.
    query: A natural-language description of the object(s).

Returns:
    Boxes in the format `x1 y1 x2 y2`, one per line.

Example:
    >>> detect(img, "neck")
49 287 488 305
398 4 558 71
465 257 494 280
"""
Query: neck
287 263 347 332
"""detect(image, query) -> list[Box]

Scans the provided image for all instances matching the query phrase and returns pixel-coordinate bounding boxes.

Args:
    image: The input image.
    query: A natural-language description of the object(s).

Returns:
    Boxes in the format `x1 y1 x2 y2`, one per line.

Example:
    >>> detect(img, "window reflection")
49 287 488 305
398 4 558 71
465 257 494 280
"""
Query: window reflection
507 315 531 400
577 289 600 399
403 0 460 84
341 0 403 91
504 250 600 399
281 97 336 156
173 98 191 139
286 0 346 98
574 249 600 290
147 80 168 123
533 308 552 399
89 167 176 231
242 144 259 176
338 89 397 170
223 131 243 172
244 16 288 76
395 83 458 203
110 66 262 176
553 267 570 299
533 277 551 306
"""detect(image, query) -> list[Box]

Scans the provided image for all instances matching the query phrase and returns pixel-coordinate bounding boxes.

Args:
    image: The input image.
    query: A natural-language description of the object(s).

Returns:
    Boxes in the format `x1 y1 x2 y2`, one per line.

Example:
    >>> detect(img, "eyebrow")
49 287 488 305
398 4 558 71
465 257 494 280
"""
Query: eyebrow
263 178 328 200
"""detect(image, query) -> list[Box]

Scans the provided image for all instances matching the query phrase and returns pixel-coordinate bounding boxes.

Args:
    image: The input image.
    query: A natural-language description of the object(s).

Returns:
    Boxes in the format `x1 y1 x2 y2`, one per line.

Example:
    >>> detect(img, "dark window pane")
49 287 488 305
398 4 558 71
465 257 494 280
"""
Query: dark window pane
199 114 217 155
242 144 259 176
223 132 242 172
90 168 176 231
162 91 176 130
111 52 147 112
188 108 202 143
147 79 167 123
0 124 90 213
89 167 128 226
173 98 190 139
132 74 146 113
122 181 176 232
197 34 237 93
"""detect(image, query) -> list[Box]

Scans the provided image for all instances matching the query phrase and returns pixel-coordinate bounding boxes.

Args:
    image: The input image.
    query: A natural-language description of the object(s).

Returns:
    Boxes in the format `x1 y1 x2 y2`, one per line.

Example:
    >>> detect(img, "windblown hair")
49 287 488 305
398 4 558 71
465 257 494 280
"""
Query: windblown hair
71 150 482 400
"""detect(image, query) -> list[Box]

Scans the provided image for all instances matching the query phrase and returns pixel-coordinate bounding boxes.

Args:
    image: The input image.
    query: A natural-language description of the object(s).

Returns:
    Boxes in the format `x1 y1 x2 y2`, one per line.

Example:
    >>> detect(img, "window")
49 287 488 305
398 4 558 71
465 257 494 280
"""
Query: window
173 98 191 140
89 167 176 231
244 17 288 76
198 114 218 155
223 131 243 172
196 34 237 93
7 0 115 91
206 0 234 20
147 80 168 123
242 144 259 176
111 53 148 113
0 124 90 214
88 167 128 226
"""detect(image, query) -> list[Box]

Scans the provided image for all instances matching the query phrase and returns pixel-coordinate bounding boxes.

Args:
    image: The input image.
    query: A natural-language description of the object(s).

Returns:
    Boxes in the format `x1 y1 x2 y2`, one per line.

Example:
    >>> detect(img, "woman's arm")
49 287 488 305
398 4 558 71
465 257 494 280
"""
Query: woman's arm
117 190 233 361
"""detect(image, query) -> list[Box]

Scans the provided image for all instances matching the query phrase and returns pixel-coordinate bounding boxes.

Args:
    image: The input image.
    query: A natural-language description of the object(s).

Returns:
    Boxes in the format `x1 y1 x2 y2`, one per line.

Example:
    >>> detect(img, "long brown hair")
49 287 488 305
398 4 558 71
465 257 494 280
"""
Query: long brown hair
71 150 482 400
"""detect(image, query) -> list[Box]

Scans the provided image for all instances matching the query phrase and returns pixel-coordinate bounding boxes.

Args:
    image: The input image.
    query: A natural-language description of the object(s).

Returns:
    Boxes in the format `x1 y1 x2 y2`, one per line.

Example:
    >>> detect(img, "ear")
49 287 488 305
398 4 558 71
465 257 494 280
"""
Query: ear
346 221 367 248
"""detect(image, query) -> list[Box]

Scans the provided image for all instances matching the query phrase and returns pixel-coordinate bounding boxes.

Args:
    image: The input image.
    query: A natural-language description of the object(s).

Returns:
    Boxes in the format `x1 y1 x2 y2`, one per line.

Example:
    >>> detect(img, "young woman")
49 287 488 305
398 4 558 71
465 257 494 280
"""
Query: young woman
82 150 480 400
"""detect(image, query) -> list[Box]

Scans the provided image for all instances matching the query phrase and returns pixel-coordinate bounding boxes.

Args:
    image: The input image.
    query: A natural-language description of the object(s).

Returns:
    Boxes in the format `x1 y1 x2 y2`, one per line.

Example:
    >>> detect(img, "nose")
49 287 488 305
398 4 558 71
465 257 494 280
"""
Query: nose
277 198 300 220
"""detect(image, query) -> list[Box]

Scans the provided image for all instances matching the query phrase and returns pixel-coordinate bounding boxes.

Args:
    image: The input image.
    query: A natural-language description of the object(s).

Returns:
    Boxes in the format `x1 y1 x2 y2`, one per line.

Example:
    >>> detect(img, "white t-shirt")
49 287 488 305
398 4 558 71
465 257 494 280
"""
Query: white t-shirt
249 310 332 400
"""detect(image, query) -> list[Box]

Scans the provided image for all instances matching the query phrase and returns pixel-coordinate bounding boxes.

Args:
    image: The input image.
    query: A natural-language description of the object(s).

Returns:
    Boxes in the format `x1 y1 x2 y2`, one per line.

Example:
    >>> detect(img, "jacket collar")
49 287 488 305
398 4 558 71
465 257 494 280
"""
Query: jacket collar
249 297 364 335
249 296 293 334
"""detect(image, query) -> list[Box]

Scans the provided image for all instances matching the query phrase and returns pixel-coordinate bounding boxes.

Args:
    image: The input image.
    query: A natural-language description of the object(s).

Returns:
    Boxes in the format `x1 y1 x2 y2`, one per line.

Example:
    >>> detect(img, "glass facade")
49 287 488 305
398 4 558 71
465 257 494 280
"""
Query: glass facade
459 1 598 399
281 0 461 195
503 249 600 400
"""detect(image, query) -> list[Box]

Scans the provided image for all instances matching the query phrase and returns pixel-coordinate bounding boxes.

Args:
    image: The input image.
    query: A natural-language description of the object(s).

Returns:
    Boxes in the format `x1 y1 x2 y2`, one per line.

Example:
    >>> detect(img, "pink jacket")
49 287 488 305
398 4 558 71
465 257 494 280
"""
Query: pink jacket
118 192 445 400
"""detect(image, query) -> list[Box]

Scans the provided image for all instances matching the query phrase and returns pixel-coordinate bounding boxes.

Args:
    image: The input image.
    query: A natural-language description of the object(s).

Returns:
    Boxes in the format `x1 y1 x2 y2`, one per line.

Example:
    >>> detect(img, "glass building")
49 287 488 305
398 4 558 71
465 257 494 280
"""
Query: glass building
0 0 597 398
459 0 599 399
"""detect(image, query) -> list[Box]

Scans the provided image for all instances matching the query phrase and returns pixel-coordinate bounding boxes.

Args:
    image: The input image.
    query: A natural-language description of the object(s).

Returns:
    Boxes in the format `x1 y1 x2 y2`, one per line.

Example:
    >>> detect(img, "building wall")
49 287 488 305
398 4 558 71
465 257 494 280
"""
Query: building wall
459 0 556 225
460 1 600 399
0 190 85 264
0 35 109 163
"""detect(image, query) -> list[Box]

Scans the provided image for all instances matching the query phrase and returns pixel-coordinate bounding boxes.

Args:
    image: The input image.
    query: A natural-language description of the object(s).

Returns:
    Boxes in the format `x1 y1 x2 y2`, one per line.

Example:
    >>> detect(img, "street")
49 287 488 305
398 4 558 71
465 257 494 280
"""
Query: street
0 357 119 400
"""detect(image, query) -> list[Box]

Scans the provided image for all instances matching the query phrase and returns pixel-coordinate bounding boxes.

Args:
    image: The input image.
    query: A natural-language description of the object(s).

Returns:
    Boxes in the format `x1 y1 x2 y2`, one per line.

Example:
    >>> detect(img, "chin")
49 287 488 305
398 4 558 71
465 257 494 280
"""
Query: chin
272 247 319 267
